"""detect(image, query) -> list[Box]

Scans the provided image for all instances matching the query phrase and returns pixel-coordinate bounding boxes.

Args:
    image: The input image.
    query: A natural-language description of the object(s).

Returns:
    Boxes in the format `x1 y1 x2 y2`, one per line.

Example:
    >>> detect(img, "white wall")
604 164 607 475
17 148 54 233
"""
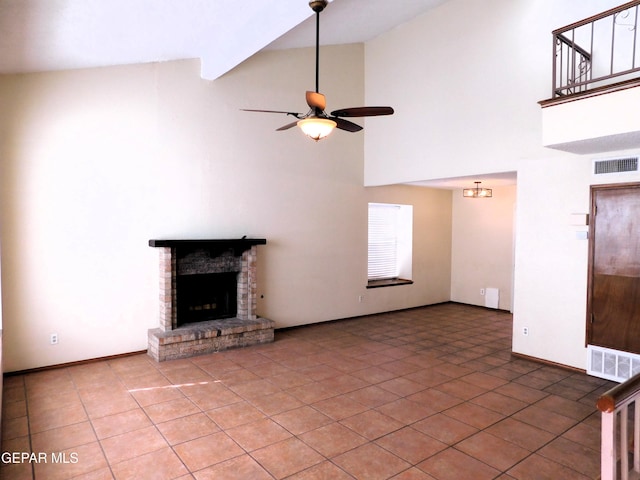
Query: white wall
451 186 516 311
0 45 452 371
363 0 631 370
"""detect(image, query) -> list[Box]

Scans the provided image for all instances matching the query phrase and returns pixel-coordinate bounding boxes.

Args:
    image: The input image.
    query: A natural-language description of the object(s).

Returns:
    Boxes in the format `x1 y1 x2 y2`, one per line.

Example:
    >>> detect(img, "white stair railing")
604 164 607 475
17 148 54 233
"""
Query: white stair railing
598 373 640 480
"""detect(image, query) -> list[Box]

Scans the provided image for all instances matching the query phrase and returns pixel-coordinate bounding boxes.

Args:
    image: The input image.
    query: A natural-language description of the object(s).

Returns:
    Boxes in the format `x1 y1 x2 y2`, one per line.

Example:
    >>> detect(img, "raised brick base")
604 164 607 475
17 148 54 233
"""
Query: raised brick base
147 317 275 362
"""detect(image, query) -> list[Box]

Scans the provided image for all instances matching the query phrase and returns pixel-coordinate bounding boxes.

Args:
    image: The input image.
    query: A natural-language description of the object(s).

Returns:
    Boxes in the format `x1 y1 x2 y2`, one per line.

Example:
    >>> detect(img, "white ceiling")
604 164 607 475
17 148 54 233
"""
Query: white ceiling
0 0 516 189
0 0 448 79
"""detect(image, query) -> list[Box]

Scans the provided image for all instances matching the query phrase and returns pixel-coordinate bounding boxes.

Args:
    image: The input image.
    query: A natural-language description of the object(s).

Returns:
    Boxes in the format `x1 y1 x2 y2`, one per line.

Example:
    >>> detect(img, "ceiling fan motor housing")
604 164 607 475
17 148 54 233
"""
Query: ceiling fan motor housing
309 0 328 13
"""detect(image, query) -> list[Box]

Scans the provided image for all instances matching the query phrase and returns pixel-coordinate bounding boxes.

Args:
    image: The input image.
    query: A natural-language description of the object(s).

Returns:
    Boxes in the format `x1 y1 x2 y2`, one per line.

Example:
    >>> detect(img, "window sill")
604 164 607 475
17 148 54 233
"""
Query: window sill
366 278 414 289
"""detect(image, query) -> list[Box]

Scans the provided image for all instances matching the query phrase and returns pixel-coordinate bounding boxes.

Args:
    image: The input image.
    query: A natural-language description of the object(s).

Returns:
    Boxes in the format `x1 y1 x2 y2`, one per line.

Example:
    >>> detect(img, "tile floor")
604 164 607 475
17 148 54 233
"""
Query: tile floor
1 303 615 479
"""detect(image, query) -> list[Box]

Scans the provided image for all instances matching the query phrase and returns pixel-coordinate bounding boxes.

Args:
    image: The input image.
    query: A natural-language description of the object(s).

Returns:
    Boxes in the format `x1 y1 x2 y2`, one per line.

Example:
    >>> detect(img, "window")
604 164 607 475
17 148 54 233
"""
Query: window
367 203 413 287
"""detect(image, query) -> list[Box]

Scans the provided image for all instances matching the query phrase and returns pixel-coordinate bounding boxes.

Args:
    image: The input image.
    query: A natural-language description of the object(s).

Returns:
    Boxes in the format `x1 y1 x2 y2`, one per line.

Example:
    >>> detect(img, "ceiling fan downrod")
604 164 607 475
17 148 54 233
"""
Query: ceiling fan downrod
309 0 328 95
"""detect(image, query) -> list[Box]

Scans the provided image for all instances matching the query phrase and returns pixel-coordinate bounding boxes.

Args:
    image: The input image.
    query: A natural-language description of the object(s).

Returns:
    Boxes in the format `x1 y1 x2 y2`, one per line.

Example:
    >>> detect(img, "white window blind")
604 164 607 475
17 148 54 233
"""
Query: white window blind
368 203 400 279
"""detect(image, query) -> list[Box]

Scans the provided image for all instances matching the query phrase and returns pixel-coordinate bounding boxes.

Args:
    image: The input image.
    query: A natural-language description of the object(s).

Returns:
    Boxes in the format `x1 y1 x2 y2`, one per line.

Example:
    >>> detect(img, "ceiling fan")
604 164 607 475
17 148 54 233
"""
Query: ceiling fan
242 0 394 141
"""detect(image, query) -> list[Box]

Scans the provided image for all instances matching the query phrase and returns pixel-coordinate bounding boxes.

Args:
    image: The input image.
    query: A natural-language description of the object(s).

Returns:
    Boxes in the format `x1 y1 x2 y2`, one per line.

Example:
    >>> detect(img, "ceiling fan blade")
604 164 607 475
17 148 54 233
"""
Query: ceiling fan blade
276 120 300 131
242 108 303 117
306 91 326 111
330 106 394 118
333 117 363 132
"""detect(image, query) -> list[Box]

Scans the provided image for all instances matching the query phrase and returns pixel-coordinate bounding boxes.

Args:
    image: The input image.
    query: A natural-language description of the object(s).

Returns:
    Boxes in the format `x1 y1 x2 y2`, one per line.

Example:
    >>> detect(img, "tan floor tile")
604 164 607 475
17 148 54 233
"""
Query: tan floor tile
391 467 438 479
412 413 478 445
156 412 219 445
193 454 273 480
32 442 109 480
206 400 265 429
376 427 447 464
2 305 614 479
250 437 325 479
494 381 550 404
470 391 528 416
248 390 304 416
340 410 404 440
226 418 292 451
378 377 427 397
2 415 29 441
455 431 530 471
110 446 188 480
299 422 367 457
286 383 337 404
434 378 487 401
535 394 597 421
31 421 97 453
188 384 242 410
538 437 600 478
27 389 83 416
312 395 369 420
70 466 115 479
417 447 500 480
285 460 355 479
507 452 591 479
3 398 27 419
228 378 282 400
272 406 332 435
100 425 168 465
443 401 505 429
129 383 184 407
29 404 89 434
345 385 400 408
333 443 411 480
173 431 244 471
143 397 200 424
81 391 139 419
485 417 555 451
375 398 436 424
512 405 577 434
407 388 464 411
91 408 152 440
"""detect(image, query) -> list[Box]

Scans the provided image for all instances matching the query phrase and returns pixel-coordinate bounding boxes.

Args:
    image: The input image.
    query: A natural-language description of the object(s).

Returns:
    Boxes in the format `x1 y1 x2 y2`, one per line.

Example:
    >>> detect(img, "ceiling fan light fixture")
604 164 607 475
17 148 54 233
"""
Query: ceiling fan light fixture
463 181 492 198
297 117 336 141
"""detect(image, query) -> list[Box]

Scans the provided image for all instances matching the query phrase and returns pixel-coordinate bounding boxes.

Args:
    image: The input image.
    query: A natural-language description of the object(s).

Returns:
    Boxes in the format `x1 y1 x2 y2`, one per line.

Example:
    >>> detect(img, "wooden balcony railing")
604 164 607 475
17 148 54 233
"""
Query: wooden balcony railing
597 372 640 480
552 0 640 98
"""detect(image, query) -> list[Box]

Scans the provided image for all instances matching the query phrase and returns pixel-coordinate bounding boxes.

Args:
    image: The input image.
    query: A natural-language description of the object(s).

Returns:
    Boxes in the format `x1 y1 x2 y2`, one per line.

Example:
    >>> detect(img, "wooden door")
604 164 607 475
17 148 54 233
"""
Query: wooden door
588 183 640 354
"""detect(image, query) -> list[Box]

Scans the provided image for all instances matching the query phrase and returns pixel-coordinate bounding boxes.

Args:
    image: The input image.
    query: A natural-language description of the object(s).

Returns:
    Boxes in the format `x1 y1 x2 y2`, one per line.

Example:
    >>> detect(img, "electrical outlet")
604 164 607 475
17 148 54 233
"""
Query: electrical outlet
358 295 364 303
50 333 58 345
480 288 485 296
523 327 529 336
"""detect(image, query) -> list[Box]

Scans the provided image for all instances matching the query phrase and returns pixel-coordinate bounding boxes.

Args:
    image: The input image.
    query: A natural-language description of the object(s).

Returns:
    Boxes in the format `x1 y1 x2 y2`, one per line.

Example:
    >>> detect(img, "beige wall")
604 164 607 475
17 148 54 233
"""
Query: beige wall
451 186 516 311
0 45 452 371
363 0 636 370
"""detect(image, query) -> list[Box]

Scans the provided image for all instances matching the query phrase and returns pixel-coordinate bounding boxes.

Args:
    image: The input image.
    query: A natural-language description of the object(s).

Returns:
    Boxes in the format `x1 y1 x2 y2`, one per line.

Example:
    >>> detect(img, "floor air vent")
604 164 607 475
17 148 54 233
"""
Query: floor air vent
593 156 639 175
588 345 640 383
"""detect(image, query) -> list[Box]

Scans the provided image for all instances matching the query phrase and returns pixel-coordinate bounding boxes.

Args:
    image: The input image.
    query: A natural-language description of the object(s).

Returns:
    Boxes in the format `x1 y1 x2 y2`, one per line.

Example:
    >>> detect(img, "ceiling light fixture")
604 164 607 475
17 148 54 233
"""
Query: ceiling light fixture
463 181 492 198
297 116 337 141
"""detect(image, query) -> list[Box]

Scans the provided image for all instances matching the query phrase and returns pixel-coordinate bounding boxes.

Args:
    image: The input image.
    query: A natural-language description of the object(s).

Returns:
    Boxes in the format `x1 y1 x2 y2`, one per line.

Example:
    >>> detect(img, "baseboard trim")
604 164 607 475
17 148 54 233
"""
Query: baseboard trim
511 352 586 375
4 350 148 377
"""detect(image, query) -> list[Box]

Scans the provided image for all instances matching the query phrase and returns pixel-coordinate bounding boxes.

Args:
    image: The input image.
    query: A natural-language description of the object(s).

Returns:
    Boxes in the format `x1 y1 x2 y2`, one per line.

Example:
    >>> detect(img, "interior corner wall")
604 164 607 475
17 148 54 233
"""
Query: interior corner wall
0 45 451 371
451 185 516 311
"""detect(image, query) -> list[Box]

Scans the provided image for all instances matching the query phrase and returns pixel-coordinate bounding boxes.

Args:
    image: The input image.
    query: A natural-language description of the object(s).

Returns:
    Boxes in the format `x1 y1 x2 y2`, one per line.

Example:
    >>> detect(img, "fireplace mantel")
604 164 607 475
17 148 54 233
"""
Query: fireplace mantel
149 238 266 256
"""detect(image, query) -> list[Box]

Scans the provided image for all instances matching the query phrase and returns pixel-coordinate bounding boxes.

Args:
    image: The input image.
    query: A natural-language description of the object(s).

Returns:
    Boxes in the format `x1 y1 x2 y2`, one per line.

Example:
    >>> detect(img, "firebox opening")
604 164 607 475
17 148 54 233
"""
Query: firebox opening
176 272 238 326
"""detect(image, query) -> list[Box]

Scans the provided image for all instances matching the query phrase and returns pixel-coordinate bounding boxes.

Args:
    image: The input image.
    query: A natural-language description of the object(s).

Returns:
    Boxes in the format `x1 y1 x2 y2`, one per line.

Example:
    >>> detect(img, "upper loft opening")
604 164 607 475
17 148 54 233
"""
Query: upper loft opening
541 0 640 106
539 1 640 154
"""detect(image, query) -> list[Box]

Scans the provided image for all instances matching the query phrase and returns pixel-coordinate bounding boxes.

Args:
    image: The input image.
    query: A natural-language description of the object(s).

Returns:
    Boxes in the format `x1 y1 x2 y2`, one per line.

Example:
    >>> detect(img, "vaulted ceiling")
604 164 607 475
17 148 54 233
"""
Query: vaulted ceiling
0 0 448 80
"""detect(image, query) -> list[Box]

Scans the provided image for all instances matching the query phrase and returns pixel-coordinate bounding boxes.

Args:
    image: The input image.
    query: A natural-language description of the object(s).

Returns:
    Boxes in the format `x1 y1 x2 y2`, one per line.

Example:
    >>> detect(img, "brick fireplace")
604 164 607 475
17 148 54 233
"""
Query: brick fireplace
147 238 274 361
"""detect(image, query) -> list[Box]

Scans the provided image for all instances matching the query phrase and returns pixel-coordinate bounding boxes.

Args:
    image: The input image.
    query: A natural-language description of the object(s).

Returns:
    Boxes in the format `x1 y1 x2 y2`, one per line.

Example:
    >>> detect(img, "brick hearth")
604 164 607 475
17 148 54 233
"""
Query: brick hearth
147 239 273 361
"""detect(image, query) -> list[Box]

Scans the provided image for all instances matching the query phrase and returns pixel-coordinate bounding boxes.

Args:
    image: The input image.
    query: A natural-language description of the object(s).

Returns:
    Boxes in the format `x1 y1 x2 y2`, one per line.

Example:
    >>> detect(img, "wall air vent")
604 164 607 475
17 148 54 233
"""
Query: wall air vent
588 345 640 383
593 156 639 175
